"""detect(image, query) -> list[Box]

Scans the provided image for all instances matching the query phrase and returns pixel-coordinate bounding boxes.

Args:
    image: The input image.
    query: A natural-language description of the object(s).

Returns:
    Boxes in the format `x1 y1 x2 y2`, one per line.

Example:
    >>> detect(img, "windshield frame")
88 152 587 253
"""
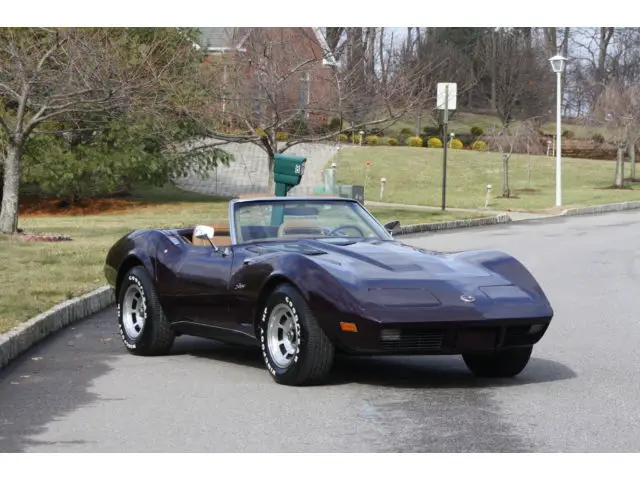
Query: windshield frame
228 196 394 245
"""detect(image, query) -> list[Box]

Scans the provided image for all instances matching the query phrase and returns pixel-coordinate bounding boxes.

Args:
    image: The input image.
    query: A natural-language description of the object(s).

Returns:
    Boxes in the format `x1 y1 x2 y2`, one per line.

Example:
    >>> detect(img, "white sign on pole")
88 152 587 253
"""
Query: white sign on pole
437 82 457 110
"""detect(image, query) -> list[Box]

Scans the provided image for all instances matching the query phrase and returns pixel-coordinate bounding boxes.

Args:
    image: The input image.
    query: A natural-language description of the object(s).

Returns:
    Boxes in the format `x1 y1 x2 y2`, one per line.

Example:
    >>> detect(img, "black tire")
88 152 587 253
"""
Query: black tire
117 265 175 356
258 283 335 386
462 345 533 378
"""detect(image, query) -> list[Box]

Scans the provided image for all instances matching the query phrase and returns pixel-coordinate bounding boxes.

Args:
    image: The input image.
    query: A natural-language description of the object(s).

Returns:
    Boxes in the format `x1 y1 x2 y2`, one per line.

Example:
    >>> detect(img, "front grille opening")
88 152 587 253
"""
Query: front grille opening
380 328 444 351
378 321 549 352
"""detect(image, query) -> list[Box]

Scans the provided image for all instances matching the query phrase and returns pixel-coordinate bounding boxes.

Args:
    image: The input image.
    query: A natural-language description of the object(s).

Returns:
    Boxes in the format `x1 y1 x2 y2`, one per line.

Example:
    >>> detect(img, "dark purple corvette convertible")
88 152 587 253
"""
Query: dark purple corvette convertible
104 195 554 386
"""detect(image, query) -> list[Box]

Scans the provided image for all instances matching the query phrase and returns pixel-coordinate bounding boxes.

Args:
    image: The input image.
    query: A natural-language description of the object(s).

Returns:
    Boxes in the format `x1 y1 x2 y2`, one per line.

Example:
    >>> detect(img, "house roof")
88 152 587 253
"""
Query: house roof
194 27 337 65
312 27 338 66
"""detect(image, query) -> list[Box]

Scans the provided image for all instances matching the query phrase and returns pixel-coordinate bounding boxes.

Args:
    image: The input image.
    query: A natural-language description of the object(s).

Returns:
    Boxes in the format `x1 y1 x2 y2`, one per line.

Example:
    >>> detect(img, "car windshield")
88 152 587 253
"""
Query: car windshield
232 198 392 244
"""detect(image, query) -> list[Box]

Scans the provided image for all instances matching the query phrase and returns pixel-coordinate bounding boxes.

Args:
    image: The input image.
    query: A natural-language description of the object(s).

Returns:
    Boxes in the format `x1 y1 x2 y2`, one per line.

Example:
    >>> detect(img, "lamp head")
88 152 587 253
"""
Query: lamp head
549 54 567 74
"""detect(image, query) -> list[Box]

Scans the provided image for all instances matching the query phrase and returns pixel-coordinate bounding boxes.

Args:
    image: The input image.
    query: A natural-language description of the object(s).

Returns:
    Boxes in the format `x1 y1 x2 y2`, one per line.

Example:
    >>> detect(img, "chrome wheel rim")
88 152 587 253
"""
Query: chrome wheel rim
266 303 298 369
122 283 146 340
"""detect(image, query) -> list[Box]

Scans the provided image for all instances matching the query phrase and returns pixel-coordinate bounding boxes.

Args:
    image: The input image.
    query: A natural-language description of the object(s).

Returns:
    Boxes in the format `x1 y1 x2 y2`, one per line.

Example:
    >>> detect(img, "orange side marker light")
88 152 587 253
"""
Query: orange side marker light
340 322 358 332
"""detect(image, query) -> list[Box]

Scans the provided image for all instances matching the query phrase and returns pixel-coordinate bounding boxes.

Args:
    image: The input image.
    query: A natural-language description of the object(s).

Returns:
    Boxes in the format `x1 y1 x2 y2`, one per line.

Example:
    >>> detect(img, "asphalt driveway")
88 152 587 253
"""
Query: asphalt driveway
1 210 639 452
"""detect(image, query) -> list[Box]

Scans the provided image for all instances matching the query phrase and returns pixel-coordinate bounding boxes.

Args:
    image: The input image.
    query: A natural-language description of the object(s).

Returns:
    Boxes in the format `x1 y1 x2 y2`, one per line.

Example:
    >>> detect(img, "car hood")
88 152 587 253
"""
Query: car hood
244 238 551 319
299 238 494 280
294 238 550 318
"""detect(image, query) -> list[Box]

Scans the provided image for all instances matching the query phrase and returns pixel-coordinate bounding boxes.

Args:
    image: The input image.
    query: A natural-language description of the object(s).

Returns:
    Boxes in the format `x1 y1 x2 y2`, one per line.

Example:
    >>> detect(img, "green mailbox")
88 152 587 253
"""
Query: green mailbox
273 153 307 197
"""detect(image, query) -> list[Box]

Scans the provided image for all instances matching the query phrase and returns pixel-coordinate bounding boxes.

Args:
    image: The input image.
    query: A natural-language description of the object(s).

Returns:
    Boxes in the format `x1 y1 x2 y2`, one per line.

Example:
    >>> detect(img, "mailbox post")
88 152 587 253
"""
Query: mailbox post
271 153 307 224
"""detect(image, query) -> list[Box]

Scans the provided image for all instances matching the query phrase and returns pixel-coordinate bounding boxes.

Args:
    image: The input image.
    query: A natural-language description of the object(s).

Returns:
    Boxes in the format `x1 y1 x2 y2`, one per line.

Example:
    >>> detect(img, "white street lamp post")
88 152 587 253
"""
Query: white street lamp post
549 54 567 207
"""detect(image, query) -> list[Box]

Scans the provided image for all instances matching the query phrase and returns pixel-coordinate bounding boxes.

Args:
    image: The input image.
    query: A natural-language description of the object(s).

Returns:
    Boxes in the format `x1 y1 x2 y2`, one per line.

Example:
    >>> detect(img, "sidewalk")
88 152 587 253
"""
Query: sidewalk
364 200 558 222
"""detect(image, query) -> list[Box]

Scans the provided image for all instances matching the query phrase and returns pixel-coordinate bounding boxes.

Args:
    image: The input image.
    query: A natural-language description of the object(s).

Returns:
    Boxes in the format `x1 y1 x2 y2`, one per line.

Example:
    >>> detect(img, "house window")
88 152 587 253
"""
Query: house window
299 71 310 113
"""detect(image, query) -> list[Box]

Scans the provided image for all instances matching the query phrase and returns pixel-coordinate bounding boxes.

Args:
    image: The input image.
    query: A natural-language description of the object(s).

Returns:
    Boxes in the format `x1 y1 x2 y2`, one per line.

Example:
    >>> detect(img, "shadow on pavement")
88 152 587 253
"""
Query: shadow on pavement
326 355 576 389
171 336 264 370
0 310 123 452
175 336 576 389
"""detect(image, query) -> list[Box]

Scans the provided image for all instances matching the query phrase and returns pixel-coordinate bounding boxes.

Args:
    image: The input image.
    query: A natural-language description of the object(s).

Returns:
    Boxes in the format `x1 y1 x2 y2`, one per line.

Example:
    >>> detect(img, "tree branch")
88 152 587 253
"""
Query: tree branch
23 105 117 137
0 82 21 101
23 90 118 135
0 116 11 138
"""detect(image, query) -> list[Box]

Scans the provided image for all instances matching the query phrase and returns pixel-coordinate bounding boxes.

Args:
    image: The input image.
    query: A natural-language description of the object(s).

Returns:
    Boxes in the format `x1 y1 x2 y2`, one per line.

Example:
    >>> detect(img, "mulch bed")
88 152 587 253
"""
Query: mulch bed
4 194 149 242
10 231 73 242
19 195 146 217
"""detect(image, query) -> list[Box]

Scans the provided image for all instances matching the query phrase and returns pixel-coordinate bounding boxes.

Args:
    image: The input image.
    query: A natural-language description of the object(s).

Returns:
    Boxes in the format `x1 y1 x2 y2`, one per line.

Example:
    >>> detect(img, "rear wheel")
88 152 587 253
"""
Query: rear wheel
117 266 175 356
258 284 335 386
462 346 533 378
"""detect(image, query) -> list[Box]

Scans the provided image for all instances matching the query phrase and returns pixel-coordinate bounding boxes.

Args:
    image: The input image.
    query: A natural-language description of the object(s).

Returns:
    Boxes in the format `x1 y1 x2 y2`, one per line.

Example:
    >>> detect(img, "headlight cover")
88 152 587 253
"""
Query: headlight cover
366 288 441 307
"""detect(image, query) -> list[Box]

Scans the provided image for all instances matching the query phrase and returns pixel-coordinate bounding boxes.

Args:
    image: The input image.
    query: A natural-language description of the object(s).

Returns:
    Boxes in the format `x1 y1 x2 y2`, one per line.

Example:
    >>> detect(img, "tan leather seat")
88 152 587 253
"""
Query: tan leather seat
237 193 275 198
211 221 230 235
277 219 323 237
214 236 233 246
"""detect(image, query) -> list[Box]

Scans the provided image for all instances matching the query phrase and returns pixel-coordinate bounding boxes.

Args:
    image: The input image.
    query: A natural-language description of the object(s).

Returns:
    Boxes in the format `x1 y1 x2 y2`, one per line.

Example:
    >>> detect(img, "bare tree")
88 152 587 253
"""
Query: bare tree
597 28 615 86
394 27 482 135
188 27 434 189
487 119 545 198
607 28 640 85
541 27 571 113
377 27 396 92
568 27 617 111
592 80 640 186
483 29 551 127
0 27 198 234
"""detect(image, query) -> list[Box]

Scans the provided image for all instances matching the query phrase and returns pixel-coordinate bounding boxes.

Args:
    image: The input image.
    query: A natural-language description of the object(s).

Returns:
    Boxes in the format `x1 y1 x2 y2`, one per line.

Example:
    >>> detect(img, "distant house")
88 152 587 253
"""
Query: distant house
194 27 339 132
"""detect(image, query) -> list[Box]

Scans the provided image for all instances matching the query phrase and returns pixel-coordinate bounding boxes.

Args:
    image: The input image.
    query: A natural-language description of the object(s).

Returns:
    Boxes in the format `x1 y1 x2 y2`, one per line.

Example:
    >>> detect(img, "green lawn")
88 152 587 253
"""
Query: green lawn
0 185 484 334
367 206 489 225
0 188 231 334
332 146 640 211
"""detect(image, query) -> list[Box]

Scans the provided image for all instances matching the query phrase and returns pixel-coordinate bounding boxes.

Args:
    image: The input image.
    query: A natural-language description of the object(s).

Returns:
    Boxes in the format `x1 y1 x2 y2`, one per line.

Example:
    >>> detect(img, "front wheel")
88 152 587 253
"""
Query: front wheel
258 284 335 386
462 346 533 378
117 266 175 356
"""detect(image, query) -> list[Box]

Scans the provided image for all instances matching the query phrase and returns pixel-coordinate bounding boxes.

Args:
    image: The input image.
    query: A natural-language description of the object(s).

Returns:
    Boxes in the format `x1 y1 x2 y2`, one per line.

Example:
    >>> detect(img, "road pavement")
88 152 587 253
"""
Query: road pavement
2 211 640 452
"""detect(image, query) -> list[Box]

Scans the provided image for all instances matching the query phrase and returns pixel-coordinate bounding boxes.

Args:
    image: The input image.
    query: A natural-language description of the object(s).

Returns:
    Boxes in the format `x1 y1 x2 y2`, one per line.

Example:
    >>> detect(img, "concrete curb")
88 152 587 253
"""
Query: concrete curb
561 201 640 216
394 214 512 236
0 285 115 370
388 200 640 236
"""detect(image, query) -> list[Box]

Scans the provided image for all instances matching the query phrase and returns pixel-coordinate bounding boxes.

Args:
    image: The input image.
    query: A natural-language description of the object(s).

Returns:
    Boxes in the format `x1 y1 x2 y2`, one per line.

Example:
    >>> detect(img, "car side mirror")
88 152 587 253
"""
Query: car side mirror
384 220 401 234
194 225 219 252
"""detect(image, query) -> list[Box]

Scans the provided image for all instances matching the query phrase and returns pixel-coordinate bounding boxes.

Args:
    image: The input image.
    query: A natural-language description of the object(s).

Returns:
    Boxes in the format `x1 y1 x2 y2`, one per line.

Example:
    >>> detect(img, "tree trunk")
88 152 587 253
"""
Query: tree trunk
527 142 533 189
378 27 387 89
366 27 376 80
0 142 23 234
561 27 570 97
629 141 636 179
267 154 276 194
414 111 422 137
597 28 614 84
544 27 557 54
593 27 614 105
614 146 624 187
490 30 497 112
501 153 510 198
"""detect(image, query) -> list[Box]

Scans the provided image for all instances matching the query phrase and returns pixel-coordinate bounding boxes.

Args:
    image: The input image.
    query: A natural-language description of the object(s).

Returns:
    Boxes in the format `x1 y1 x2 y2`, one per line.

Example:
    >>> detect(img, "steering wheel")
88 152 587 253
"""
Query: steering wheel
327 225 365 237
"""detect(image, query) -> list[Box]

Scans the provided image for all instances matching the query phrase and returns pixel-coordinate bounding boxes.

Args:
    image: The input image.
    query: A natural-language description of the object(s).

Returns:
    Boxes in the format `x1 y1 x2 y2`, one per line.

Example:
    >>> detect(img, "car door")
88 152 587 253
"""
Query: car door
170 244 235 329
